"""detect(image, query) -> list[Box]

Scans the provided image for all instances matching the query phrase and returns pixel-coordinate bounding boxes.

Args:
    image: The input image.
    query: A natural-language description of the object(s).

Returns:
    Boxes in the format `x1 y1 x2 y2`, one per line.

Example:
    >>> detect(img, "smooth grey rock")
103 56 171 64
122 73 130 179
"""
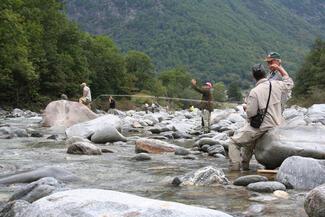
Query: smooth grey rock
65 136 90 147
276 156 325 190
132 153 151 161
247 181 286 193
90 125 127 143
18 189 233 217
65 115 121 139
172 166 230 186
304 184 325 217
307 104 325 123
233 175 268 186
0 167 79 185
42 100 97 128
244 204 266 216
255 126 325 169
0 200 30 217
175 148 191 156
201 144 210 152
11 108 24 117
214 153 226 159
207 145 225 156
197 138 220 147
0 127 28 139
67 142 102 155
9 177 62 203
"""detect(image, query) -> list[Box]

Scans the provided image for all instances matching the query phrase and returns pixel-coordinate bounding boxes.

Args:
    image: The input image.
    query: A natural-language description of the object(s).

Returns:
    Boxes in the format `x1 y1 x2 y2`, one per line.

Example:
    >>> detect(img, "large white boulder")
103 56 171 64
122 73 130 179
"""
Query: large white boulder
18 189 233 217
65 115 126 143
42 100 97 128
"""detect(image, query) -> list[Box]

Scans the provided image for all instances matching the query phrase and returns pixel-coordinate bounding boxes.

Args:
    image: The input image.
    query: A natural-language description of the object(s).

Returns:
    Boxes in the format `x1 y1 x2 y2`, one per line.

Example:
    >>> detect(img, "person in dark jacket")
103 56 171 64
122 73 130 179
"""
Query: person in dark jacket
107 96 116 114
191 79 213 133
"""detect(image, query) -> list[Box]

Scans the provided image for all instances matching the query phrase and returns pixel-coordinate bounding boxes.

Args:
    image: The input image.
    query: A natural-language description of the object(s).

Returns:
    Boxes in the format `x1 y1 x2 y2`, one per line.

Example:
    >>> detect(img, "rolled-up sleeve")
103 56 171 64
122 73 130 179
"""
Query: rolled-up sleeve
246 91 258 119
280 76 294 92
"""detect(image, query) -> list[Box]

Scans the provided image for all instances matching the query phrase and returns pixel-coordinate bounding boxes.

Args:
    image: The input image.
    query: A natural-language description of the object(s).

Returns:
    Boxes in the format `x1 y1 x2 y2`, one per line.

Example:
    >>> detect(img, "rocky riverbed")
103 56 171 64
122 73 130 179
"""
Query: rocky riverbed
0 102 324 217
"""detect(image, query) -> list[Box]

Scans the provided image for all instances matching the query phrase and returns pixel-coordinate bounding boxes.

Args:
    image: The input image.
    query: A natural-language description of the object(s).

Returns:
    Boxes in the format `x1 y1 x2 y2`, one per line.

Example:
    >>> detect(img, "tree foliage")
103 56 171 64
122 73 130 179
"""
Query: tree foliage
293 38 325 106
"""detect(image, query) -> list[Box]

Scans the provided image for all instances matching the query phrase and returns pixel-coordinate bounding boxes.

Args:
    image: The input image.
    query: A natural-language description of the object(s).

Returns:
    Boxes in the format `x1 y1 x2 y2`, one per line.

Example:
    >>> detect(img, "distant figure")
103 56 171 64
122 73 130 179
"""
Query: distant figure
191 79 213 133
108 96 116 114
60 94 68 100
151 103 156 113
189 105 195 112
144 103 149 114
79 82 92 109
265 52 291 112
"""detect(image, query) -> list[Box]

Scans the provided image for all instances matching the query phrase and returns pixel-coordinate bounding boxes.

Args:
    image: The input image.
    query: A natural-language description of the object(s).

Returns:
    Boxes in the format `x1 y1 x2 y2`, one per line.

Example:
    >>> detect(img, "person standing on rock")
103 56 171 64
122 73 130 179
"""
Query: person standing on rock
265 52 291 112
107 96 116 114
228 63 294 171
79 82 92 109
191 79 213 133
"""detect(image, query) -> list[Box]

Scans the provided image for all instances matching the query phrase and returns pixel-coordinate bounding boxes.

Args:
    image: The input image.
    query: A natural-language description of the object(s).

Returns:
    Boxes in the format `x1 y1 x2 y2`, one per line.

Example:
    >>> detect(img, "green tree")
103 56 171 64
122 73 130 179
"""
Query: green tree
213 81 227 102
293 38 325 106
228 81 242 102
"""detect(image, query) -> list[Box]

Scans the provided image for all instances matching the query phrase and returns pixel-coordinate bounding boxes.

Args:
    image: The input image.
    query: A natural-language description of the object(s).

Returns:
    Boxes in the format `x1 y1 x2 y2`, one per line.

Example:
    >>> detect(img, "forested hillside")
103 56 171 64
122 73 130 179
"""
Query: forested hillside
65 0 325 86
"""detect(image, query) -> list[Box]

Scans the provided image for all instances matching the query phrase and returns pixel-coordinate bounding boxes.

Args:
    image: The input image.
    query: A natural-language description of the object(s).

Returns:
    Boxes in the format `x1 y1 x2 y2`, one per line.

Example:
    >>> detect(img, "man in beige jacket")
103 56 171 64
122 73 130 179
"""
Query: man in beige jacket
228 63 294 171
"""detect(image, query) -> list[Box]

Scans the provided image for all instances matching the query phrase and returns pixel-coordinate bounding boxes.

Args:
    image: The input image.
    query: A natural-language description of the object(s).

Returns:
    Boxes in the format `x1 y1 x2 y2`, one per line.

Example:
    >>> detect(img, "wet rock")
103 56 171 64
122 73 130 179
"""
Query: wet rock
101 148 114 153
0 126 28 139
283 106 306 120
207 145 225 156
196 138 220 147
201 144 210 152
17 189 233 217
233 175 268 186
214 154 226 159
11 108 24 117
304 184 325 217
172 166 230 186
276 156 325 190
255 126 325 169
30 132 43 138
273 190 289 199
65 136 90 147
135 138 180 154
131 121 142 128
132 153 151 161
0 200 30 217
243 204 266 217
175 148 191 156
0 167 78 185
42 100 97 128
67 142 102 155
183 155 197 160
9 177 62 203
47 135 58 140
247 181 286 193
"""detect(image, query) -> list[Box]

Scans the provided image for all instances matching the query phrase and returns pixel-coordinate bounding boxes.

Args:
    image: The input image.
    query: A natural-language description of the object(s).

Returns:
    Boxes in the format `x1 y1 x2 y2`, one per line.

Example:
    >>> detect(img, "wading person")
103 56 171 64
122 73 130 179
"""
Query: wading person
265 52 291 112
191 79 213 133
228 63 294 171
107 96 116 114
79 82 92 109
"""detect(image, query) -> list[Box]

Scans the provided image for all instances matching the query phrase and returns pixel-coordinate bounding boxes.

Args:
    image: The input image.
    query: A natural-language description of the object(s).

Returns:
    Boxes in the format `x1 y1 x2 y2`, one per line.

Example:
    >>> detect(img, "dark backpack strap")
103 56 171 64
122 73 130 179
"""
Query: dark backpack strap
263 81 272 120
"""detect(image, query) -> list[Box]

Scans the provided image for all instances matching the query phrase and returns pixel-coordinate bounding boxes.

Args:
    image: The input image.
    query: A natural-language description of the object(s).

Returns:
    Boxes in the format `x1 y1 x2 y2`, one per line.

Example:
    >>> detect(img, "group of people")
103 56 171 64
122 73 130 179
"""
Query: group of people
192 52 294 171
77 52 293 172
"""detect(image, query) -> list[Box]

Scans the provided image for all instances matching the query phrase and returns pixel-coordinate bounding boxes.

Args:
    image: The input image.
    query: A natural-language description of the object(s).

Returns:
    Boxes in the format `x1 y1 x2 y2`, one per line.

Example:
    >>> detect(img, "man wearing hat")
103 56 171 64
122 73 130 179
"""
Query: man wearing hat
79 82 92 109
228 63 294 171
191 79 213 133
265 52 291 111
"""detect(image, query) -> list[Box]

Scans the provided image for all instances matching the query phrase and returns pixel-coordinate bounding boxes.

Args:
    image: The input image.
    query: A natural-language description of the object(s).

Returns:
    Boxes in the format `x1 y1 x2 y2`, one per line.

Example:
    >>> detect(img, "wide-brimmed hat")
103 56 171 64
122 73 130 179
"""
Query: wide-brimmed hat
264 52 281 62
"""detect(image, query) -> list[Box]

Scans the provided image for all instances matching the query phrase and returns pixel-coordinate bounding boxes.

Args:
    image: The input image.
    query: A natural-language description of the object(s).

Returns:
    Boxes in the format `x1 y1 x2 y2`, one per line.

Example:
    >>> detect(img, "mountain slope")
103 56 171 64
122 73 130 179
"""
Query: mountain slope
65 0 325 85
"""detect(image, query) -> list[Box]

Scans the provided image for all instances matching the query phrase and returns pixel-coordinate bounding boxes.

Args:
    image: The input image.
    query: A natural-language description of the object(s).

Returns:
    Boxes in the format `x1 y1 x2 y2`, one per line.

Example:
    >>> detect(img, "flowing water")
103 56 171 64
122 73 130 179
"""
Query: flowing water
0 116 308 217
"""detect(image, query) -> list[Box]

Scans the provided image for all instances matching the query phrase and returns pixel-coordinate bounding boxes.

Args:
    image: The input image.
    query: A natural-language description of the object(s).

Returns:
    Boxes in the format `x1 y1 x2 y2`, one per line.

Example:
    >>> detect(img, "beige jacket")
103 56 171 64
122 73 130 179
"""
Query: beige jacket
246 76 294 131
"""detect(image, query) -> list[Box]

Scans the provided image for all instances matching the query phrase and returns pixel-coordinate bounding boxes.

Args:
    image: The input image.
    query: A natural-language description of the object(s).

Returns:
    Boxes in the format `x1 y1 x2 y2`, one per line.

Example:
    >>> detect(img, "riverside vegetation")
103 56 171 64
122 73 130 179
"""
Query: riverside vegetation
0 0 324 108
